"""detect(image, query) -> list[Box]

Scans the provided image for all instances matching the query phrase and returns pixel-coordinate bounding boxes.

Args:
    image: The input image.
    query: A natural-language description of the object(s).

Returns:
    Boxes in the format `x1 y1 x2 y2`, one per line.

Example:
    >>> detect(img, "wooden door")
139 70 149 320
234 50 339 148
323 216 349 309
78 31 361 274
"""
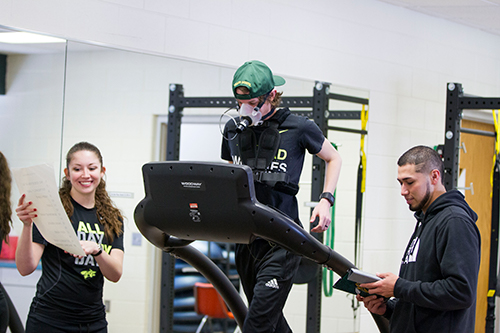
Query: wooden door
459 119 496 333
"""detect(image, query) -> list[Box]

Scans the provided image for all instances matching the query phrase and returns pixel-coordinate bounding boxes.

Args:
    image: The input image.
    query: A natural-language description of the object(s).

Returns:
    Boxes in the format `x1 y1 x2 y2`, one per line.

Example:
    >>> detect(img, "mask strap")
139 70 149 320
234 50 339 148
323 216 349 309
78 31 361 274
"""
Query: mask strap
257 91 274 121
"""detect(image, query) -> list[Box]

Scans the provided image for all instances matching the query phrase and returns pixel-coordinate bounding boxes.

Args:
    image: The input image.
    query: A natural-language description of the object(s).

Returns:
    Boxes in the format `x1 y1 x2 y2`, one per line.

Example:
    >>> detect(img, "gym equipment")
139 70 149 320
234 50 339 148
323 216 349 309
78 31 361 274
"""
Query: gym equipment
322 188 336 297
134 161 389 332
355 104 368 267
443 83 500 332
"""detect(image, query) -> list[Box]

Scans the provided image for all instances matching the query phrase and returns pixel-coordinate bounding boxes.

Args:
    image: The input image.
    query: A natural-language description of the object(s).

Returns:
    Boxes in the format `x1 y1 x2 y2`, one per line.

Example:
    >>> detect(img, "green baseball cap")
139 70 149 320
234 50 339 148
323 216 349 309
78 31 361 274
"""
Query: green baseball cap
232 60 286 100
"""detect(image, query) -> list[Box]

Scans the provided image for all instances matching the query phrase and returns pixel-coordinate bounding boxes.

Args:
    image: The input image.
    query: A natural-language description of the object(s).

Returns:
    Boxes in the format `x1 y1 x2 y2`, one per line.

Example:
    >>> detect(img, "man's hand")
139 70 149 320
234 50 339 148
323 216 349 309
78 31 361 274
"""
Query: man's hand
356 294 387 316
359 272 398 298
310 199 332 233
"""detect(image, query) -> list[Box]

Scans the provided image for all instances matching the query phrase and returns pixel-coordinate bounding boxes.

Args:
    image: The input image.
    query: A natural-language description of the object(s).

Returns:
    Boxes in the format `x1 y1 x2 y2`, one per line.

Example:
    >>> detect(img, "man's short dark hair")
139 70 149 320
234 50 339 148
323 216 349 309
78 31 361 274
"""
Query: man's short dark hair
397 145 444 183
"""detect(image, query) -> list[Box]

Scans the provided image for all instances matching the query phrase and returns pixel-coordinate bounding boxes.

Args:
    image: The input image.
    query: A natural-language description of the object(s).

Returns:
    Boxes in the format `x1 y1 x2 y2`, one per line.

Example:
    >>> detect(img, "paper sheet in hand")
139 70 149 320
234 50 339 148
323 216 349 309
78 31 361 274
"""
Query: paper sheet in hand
12 164 85 256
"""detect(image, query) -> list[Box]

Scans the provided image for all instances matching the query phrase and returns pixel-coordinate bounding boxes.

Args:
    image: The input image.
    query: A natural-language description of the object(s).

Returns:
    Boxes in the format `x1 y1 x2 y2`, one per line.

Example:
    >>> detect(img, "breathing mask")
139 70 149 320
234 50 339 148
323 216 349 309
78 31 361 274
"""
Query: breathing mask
236 103 263 133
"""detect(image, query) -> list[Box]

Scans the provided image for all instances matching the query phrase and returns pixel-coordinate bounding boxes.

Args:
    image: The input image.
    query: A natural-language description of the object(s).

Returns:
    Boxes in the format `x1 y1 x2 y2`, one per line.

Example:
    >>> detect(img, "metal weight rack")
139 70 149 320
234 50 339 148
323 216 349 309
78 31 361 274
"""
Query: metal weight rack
443 82 500 333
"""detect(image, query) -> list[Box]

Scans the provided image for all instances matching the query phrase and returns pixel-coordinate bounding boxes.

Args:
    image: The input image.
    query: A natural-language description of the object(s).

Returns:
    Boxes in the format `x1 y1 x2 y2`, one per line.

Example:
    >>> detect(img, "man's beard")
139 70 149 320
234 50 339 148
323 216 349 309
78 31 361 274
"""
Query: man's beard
409 186 431 212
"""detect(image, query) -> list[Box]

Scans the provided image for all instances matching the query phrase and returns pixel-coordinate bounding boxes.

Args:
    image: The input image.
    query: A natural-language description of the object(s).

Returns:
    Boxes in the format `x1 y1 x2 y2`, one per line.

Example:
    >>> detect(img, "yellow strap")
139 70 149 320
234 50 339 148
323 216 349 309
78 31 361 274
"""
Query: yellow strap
493 110 500 155
360 105 368 193
491 110 500 197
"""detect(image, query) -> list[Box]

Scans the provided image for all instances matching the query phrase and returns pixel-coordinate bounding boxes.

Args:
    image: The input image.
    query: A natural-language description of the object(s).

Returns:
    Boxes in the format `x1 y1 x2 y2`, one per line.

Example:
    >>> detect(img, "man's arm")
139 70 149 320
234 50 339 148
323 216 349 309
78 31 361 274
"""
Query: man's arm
310 139 342 232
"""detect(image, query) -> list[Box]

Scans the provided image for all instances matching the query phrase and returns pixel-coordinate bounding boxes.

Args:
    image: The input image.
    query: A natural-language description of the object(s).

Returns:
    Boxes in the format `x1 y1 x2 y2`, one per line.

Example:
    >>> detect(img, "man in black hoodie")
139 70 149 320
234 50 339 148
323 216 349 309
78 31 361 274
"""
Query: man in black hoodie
357 145 481 333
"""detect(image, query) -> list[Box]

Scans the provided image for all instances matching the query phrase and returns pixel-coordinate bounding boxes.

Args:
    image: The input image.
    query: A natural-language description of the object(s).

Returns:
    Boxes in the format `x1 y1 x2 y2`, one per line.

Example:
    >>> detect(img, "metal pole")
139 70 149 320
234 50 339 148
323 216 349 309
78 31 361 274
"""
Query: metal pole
306 81 330 333
443 82 463 190
159 84 184 333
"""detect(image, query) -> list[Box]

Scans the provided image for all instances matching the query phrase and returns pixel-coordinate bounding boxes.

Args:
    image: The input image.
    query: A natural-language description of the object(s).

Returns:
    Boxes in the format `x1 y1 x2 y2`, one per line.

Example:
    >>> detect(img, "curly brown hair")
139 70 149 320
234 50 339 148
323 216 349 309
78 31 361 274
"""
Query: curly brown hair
59 142 124 242
0 152 12 243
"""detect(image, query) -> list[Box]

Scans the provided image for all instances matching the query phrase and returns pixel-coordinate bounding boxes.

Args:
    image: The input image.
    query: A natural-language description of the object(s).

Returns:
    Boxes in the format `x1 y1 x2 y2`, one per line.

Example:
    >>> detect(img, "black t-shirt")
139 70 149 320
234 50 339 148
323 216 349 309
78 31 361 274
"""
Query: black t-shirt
221 108 324 221
31 198 124 324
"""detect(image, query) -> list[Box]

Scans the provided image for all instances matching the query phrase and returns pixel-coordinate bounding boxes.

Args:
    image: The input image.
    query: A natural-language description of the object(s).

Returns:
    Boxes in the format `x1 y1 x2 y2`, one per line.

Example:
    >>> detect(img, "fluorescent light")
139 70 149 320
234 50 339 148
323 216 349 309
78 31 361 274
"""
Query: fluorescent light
0 32 65 44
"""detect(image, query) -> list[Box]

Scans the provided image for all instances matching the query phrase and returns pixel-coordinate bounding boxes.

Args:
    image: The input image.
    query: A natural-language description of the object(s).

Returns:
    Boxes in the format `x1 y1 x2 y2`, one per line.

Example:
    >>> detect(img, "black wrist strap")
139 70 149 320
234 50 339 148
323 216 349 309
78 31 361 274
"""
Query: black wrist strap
319 192 335 206
92 247 103 257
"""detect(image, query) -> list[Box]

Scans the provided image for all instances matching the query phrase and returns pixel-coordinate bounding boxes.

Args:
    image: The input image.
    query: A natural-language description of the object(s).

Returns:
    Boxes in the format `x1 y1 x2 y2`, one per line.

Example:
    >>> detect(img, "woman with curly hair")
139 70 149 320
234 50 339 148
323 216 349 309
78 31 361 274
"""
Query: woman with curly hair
0 152 12 248
15 142 125 333
0 151 13 332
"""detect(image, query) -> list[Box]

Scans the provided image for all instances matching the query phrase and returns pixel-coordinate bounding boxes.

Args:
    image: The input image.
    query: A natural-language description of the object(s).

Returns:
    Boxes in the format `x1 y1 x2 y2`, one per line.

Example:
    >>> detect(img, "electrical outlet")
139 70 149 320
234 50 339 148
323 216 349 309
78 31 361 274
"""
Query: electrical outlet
132 232 142 246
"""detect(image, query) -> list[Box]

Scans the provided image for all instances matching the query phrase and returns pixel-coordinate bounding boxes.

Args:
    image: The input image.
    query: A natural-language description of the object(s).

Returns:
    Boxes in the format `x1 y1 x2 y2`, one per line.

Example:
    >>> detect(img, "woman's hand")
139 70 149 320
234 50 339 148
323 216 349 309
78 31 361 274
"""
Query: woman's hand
16 194 37 225
79 240 102 257
66 241 102 258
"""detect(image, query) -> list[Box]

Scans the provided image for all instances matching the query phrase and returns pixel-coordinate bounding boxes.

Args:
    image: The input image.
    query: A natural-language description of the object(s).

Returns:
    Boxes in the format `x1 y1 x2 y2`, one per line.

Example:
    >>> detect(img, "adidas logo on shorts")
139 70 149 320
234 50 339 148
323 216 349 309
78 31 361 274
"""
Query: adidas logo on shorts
265 278 279 289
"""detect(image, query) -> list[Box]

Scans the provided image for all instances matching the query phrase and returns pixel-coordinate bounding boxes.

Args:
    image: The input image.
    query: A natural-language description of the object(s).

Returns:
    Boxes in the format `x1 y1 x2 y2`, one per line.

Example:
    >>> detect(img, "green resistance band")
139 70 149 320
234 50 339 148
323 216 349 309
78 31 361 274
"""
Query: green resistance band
322 189 336 297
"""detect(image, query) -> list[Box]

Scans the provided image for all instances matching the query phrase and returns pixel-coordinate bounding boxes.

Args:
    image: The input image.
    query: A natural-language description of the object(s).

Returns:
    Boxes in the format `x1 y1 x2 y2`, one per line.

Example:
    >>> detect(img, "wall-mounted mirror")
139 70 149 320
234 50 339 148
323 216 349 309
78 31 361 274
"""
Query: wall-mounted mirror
0 26 67 172
0 25 68 331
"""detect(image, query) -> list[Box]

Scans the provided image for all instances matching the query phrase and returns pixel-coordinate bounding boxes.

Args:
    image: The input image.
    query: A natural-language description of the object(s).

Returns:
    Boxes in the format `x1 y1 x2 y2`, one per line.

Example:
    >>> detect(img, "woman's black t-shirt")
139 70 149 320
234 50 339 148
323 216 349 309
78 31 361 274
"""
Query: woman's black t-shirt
30 198 124 324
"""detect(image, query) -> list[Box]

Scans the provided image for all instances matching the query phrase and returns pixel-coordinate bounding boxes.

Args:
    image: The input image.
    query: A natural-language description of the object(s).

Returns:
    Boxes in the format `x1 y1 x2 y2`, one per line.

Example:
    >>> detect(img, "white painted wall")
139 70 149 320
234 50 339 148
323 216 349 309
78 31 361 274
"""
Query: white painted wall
1 0 500 332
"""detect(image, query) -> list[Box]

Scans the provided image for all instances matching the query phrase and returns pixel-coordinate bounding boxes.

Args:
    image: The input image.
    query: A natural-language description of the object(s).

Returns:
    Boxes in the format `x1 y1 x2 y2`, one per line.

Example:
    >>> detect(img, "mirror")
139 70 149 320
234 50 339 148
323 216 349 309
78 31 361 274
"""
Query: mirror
0 25 67 329
0 27 67 174
0 26 370 332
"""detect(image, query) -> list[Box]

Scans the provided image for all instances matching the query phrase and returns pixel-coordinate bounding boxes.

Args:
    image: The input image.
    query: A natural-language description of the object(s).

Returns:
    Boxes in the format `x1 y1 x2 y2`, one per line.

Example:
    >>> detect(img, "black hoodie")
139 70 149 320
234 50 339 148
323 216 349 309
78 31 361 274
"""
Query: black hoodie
386 190 480 333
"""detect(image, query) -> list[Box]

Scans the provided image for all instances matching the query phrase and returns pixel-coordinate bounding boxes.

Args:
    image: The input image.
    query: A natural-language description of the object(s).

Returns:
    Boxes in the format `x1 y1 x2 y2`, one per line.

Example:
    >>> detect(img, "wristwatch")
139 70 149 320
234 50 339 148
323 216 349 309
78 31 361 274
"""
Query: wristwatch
319 192 335 206
92 247 103 257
